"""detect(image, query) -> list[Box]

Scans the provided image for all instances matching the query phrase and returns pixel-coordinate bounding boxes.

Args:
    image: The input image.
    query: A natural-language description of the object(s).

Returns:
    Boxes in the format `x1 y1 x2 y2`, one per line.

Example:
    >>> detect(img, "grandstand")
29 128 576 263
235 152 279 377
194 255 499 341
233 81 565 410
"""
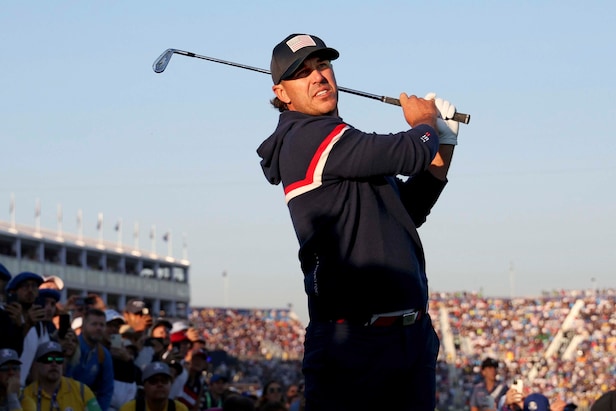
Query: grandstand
2 218 614 409
0 219 190 317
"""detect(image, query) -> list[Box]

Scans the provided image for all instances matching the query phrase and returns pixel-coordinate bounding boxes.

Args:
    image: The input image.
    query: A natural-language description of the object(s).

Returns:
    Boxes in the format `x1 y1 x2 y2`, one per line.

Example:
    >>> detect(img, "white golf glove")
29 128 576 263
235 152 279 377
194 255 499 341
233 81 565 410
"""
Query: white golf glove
424 92 459 145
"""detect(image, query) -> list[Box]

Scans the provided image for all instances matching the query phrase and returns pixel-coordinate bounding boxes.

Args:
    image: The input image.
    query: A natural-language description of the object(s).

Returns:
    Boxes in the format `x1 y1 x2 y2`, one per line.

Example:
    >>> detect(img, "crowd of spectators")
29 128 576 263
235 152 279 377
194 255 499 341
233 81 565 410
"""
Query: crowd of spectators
1 260 614 411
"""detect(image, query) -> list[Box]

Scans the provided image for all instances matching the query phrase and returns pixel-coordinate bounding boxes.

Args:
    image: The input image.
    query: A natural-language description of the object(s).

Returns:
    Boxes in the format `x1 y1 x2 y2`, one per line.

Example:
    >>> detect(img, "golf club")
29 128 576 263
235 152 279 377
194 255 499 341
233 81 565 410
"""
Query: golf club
153 48 471 124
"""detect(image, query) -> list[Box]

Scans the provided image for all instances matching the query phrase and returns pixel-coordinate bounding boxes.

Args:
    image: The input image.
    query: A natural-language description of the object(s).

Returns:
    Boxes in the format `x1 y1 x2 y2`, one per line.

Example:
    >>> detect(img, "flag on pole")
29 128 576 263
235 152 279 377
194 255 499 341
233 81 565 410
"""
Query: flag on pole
77 209 83 226
35 199 41 217
115 220 121 232
57 204 63 223
97 213 103 230
134 222 139 239
150 225 155 239
162 232 170 242
9 194 15 214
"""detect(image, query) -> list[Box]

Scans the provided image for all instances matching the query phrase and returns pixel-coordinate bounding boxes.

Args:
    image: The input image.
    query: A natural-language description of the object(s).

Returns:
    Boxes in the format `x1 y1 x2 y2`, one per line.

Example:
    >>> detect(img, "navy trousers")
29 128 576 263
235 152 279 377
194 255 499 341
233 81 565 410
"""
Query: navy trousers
302 313 439 411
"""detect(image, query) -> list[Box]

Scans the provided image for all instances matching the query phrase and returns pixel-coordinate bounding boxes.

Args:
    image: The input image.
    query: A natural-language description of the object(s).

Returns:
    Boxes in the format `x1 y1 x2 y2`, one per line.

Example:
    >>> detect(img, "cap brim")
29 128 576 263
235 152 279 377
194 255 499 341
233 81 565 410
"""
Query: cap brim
279 48 339 83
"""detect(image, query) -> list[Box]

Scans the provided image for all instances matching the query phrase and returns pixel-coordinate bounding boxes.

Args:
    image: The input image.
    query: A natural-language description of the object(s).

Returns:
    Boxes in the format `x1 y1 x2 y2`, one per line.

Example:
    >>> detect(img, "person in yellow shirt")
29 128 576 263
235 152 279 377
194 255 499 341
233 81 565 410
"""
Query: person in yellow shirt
0 348 36 411
23 341 101 411
119 362 187 411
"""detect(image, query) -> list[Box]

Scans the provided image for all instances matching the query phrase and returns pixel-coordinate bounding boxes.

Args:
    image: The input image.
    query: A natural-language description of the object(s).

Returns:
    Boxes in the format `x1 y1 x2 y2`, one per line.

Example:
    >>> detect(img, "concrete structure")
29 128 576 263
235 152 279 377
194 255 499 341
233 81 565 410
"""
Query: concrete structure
0 220 190 317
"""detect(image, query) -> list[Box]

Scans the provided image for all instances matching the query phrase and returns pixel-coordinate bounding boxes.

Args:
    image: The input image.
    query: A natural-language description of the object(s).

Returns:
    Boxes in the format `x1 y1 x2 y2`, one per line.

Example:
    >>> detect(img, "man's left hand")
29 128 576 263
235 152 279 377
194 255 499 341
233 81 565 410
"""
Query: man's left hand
424 92 459 145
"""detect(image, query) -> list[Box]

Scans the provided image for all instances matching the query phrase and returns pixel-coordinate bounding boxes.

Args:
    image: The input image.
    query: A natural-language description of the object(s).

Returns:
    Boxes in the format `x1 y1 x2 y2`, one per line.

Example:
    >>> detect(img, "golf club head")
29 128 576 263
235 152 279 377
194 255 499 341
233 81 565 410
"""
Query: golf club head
153 49 175 73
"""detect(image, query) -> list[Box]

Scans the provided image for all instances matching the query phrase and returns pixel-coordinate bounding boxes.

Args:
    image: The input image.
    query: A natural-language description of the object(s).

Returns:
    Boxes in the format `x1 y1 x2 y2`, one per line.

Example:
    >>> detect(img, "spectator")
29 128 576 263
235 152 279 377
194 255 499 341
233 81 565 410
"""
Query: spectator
66 308 114 411
176 348 209 409
470 357 508 411
39 276 64 291
284 384 298 409
23 341 101 411
0 264 26 356
0 263 11 303
255 381 284 411
122 299 153 340
203 375 228 410
37 288 61 337
103 309 141 411
4 272 47 386
0 348 36 411
59 327 80 371
119 362 188 411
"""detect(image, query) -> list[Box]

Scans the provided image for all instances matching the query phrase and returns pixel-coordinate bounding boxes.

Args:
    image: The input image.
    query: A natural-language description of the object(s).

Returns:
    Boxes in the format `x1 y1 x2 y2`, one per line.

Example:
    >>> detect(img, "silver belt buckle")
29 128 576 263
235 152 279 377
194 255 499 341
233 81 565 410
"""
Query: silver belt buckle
402 311 418 326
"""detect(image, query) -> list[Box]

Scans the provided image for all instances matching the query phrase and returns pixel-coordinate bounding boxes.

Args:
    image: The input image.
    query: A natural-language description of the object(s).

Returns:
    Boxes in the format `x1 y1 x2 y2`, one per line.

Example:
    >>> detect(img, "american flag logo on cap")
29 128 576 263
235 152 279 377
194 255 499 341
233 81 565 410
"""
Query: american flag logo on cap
286 35 317 53
153 363 165 370
0 349 12 358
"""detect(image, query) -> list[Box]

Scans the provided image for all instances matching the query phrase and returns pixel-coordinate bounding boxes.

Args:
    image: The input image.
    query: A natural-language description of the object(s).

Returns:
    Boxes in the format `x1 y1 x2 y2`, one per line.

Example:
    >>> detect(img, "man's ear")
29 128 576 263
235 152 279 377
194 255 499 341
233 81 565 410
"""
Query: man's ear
272 84 290 104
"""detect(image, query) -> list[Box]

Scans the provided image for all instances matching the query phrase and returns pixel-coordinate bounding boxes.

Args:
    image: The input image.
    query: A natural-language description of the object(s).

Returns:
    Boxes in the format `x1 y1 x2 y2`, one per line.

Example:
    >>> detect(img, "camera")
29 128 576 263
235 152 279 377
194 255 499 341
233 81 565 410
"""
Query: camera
6 292 18 304
34 295 47 307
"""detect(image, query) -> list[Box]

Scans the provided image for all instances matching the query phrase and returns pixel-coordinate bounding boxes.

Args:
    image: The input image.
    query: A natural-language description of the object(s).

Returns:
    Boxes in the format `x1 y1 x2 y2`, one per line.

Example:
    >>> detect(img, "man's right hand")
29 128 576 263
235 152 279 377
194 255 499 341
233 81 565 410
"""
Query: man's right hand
399 93 438 130
4 302 24 326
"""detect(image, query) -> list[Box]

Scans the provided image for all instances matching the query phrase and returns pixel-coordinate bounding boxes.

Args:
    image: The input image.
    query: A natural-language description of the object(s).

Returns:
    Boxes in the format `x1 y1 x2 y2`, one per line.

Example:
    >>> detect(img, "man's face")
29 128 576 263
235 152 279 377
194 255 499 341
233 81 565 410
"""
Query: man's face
83 314 106 343
42 297 57 320
144 374 171 400
15 280 39 304
481 365 497 381
151 325 170 340
273 56 338 116
37 353 64 384
0 362 21 387
105 320 124 341
189 355 208 373
125 309 152 333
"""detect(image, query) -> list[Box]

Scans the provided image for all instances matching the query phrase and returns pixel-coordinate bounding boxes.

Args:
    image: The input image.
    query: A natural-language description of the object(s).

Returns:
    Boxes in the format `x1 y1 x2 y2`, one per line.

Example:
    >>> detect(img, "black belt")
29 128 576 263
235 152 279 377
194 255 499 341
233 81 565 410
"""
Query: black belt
333 308 425 327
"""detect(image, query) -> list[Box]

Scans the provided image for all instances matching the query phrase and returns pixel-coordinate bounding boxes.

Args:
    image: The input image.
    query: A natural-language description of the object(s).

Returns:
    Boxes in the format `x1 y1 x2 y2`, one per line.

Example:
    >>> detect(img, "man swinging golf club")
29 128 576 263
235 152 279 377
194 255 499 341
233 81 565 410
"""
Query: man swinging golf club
257 33 462 411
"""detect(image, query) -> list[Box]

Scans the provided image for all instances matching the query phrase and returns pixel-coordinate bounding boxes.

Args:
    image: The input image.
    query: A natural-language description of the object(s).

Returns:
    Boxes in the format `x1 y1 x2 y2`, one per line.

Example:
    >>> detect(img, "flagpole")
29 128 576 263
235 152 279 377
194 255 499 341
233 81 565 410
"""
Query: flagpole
34 198 41 236
116 218 122 248
150 225 156 254
57 204 63 240
133 222 140 250
163 231 172 257
77 209 83 243
97 212 104 246
182 233 188 260
9 193 16 233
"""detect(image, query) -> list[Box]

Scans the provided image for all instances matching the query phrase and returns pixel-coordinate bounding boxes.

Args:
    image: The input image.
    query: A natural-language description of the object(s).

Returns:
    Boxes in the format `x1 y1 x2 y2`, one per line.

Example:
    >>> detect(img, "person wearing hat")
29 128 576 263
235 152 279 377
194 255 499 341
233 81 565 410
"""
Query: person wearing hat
0 348 36 411
0 263 12 303
2 272 50 387
122 299 153 340
0 266 27 356
102 309 141 411
39 276 65 292
257 33 460 411
37 288 62 335
119 361 188 411
175 348 209 409
470 358 508 411
23 341 101 411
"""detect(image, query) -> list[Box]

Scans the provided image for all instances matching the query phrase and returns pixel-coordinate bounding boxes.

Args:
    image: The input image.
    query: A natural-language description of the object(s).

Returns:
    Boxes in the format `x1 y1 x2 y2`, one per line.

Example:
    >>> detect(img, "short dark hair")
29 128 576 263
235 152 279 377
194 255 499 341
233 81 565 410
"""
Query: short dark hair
84 308 106 321
270 97 288 113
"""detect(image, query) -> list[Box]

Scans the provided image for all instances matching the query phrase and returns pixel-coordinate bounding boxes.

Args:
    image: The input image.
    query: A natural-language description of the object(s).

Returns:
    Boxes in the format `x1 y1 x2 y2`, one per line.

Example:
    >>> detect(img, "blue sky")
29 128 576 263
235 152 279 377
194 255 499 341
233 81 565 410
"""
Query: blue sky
2 1 615 324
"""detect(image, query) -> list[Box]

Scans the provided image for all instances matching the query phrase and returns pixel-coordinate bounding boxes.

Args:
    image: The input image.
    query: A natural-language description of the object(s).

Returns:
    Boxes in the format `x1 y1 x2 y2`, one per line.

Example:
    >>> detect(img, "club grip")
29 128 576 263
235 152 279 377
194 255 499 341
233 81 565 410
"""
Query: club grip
382 96 471 124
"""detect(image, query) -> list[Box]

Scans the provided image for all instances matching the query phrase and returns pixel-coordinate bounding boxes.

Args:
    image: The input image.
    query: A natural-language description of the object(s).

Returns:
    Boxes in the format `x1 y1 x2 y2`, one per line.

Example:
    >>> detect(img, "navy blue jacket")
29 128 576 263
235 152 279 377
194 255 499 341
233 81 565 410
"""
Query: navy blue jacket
257 111 446 321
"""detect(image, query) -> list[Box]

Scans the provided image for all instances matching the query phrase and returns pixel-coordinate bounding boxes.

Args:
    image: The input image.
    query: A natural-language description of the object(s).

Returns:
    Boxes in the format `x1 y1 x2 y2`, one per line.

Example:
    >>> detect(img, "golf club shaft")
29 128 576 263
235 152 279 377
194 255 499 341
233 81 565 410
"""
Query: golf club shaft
154 49 471 124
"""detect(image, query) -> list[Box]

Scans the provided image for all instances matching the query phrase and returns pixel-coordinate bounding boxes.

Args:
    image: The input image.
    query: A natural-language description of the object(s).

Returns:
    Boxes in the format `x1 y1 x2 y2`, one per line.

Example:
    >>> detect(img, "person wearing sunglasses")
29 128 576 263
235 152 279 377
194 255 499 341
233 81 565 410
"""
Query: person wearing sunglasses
119 362 188 411
0 348 36 411
23 341 101 411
